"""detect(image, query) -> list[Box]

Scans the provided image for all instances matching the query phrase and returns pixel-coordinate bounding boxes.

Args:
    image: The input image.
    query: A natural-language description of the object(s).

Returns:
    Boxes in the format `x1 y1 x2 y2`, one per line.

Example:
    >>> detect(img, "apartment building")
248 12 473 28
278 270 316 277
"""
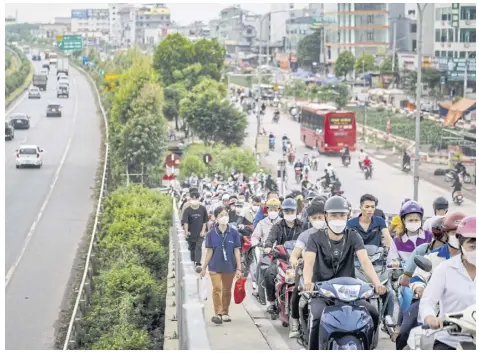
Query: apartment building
285 16 314 53
135 4 171 45
70 9 110 35
433 3 476 59
401 4 435 56
323 3 405 63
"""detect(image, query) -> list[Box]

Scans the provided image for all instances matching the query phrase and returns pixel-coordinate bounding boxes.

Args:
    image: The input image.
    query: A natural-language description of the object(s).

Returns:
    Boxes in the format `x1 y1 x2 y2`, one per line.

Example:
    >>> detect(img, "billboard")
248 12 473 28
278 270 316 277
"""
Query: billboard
71 9 88 19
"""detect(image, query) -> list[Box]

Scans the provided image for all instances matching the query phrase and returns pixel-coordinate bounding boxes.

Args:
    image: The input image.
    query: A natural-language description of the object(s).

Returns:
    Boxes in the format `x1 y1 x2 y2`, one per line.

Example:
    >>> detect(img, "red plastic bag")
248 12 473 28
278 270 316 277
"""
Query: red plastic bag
234 277 247 304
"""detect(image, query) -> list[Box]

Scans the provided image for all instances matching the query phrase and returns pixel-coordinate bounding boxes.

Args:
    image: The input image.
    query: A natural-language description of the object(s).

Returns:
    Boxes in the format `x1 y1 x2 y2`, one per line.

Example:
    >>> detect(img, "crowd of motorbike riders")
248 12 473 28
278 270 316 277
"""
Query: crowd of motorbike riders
177 166 476 350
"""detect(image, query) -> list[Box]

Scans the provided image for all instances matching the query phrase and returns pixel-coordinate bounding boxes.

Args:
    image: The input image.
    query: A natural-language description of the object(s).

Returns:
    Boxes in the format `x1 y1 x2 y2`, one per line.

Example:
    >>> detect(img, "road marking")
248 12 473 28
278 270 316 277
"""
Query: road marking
5 73 79 288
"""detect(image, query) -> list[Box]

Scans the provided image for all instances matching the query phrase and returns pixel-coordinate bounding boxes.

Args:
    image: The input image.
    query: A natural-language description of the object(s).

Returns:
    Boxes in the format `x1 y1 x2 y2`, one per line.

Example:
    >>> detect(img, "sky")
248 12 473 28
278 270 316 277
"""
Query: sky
4 2 275 26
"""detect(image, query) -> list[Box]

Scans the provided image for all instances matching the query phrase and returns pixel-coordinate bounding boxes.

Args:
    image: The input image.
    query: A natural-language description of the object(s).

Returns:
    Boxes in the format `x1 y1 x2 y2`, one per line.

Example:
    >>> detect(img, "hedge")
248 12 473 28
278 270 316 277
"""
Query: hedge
78 185 172 350
5 46 32 100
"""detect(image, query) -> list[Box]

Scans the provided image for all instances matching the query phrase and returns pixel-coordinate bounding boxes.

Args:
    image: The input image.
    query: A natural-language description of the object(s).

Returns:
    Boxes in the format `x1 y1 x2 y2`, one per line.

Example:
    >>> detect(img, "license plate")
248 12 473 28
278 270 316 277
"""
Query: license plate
338 143 344 146
52 109 56 111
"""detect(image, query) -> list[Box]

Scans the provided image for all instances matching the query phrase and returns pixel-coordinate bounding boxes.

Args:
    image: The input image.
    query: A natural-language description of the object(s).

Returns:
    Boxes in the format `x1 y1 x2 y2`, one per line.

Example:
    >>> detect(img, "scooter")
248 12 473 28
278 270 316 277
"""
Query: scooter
295 168 302 184
288 153 295 165
342 155 351 167
239 225 254 275
310 277 380 350
407 256 476 350
364 165 373 179
269 241 296 325
253 247 272 305
403 163 411 173
273 113 280 123
453 191 464 206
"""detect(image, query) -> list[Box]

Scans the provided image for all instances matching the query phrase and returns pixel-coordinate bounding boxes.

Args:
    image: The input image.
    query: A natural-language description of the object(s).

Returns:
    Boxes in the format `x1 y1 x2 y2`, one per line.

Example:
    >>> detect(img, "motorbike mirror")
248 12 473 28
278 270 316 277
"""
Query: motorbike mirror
414 256 433 272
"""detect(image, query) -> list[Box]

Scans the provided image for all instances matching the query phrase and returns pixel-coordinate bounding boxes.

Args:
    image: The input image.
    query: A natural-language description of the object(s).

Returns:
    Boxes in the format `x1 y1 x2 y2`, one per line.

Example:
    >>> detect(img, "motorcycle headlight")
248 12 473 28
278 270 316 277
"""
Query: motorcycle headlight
332 284 361 302
285 268 296 284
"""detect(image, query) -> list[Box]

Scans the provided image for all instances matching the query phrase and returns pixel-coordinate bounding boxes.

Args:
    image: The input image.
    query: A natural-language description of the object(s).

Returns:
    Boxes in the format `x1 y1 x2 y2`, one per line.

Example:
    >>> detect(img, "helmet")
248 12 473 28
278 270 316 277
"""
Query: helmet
222 193 230 201
431 216 445 239
266 198 281 207
401 198 411 206
442 212 466 232
205 191 212 197
456 216 476 238
311 195 328 204
307 191 318 200
324 196 350 214
399 200 424 218
433 196 449 211
282 198 297 210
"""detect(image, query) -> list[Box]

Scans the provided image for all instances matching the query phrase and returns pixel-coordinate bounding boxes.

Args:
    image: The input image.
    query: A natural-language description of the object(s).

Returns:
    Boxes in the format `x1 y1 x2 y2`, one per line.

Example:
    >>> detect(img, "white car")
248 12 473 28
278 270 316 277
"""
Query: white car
58 78 69 88
40 68 49 76
15 145 45 169
28 87 41 99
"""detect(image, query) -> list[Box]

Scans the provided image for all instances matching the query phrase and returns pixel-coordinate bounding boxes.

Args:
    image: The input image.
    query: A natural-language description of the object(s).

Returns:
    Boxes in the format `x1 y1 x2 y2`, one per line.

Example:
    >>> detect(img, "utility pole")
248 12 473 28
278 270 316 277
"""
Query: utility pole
391 21 397 74
413 3 427 201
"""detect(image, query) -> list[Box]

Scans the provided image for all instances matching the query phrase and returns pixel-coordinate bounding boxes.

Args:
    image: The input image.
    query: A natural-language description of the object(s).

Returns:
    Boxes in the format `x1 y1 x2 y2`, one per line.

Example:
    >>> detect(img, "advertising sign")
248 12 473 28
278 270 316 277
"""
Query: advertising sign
71 9 88 19
438 58 476 82
330 117 353 126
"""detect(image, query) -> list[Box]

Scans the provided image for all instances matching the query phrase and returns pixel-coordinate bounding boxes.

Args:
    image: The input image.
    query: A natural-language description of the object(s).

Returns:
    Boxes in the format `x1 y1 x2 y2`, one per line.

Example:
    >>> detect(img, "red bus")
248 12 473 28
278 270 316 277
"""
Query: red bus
300 104 357 152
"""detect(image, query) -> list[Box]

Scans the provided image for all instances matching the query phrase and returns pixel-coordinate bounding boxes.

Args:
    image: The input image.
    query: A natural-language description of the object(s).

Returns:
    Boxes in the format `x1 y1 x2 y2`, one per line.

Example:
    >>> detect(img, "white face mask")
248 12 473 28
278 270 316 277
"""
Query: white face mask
448 235 460 249
328 219 347 234
218 216 229 225
311 220 326 230
405 222 421 232
462 247 476 266
284 214 296 222
268 211 279 220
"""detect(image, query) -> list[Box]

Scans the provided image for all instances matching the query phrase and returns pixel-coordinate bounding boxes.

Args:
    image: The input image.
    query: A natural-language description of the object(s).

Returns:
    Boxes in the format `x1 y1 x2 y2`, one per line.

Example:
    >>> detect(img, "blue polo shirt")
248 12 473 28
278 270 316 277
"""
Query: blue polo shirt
347 214 387 247
205 225 241 273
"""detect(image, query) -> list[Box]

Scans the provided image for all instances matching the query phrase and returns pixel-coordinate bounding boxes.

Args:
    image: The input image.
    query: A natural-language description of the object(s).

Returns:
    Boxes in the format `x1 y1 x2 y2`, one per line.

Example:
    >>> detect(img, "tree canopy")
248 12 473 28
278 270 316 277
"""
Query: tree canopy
354 52 377 74
297 32 322 68
334 51 355 78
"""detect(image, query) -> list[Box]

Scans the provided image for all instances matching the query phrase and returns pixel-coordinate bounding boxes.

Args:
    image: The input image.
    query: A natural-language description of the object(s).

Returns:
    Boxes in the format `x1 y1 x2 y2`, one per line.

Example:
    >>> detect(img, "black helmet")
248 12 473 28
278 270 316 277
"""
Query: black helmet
431 216 445 239
433 196 449 211
324 196 350 214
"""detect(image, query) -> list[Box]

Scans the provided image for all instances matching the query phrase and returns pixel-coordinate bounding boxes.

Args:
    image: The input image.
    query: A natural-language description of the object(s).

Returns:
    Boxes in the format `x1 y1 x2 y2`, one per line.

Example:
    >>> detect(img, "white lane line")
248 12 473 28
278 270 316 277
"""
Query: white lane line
5 74 79 288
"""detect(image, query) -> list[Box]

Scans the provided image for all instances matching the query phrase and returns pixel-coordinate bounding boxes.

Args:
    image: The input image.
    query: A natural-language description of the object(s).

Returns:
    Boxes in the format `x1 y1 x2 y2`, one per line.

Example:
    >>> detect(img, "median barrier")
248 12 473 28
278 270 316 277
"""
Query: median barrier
61 54 110 350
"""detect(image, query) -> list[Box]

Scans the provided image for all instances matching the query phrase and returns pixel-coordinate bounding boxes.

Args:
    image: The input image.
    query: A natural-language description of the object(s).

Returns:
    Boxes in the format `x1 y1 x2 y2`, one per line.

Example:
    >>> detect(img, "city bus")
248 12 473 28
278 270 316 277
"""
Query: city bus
300 103 357 152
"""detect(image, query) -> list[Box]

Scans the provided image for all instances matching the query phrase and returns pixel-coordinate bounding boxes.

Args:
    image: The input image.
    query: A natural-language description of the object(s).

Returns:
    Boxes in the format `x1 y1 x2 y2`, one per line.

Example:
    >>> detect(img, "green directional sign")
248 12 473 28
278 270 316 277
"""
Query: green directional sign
56 35 83 51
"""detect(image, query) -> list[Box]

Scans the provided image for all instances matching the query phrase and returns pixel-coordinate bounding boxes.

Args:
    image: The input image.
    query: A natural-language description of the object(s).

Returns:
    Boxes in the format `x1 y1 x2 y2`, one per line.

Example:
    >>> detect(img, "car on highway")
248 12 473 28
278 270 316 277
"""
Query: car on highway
5 121 15 141
57 73 68 81
9 113 30 129
32 52 41 61
28 86 41 99
15 145 44 169
46 104 62 117
42 63 50 72
40 68 49 76
58 77 70 88
57 84 69 98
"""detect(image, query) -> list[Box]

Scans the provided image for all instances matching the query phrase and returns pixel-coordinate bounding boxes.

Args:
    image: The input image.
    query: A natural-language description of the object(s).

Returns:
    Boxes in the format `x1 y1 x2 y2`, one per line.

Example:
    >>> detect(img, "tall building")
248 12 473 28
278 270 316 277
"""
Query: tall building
433 3 476 59
285 16 314 53
269 3 295 45
323 3 405 63
135 4 171 45
70 9 110 35
400 4 435 56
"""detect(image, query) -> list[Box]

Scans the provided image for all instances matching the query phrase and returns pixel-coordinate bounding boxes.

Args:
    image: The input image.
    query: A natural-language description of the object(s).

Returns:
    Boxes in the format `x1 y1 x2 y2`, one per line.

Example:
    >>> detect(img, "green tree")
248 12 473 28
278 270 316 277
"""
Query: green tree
379 54 399 74
297 31 322 68
153 33 194 86
163 82 187 129
354 52 377 74
180 78 247 145
334 51 355 78
193 38 226 81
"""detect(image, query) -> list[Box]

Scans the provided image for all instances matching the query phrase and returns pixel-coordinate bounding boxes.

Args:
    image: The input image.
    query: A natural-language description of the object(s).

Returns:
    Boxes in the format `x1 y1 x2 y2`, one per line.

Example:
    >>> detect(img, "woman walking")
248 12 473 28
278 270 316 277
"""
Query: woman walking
200 206 242 324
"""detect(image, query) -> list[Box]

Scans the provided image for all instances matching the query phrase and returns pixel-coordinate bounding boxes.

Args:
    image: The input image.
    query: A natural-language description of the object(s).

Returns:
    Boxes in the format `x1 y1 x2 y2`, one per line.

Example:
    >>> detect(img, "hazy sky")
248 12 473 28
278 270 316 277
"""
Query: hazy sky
5 2 276 25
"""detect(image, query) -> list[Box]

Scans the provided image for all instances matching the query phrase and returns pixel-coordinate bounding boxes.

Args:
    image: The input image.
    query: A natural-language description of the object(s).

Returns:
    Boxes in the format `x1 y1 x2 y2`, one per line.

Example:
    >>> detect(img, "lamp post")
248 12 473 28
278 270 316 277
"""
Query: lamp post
413 3 427 201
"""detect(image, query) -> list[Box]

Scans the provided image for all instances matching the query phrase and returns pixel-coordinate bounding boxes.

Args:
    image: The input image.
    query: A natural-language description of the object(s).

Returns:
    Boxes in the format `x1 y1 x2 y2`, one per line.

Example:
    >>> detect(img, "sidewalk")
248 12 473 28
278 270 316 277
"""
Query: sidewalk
201 272 272 350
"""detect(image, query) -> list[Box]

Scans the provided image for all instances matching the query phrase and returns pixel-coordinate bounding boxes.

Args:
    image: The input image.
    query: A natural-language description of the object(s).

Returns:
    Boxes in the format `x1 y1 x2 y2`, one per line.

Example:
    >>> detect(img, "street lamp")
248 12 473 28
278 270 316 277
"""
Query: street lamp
413 3 427 201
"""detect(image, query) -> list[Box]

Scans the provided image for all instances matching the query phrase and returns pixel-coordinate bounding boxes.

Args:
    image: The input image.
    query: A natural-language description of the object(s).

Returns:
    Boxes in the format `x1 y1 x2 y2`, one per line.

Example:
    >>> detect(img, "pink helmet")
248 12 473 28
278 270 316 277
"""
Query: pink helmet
456 216 476 238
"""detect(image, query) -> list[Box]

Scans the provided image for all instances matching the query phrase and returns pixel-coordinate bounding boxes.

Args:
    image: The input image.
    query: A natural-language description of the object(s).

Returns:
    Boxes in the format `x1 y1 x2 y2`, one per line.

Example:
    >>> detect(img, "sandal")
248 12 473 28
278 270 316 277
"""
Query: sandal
211 315 222 325
221 314 231 322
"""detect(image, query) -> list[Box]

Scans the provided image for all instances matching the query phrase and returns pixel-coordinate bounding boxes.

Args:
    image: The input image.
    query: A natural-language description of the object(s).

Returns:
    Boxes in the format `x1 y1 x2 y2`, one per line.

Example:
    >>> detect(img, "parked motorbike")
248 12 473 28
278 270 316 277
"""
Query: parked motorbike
309 277 380 350
269 241 297 325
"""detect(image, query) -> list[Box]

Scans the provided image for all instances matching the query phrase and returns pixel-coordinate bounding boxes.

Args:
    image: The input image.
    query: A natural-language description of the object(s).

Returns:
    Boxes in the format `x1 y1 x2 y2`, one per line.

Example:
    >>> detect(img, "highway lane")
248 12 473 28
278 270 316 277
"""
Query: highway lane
245 107 476 217
5 58 102 349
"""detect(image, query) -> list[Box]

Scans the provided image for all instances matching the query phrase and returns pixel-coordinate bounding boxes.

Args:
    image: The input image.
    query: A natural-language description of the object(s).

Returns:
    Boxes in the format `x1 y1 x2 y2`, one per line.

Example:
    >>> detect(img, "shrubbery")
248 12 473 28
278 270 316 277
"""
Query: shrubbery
5 46 31 98
78 186 171 350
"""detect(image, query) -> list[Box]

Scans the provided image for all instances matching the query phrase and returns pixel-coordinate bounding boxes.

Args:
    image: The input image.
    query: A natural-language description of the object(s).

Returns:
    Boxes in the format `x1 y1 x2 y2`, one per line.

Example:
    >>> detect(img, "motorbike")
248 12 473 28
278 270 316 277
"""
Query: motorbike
407 256 476 350
453 191 464 206
253 247 273 306
273 113 280 123
364 165 373 179
269 140 275 151
312 159 318 171
288 153 295 165
403 163 411 173
342 155 351 167
269 241 297 325
239 225 254 274
308 277 380 350
295 167 302 184
446 169 472 184
355 245 395 340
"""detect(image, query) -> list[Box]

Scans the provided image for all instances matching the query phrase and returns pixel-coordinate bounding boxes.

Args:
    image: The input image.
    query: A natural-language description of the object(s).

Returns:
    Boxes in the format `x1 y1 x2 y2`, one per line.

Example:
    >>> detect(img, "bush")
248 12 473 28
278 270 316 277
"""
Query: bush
5 46 31 98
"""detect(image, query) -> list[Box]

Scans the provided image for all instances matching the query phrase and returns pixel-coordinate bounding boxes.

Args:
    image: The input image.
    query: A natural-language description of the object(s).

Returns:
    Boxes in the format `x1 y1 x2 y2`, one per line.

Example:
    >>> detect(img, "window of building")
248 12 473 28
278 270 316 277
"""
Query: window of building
410 23 417 33
435 29 441 42
441 28 447 42
436 7 452 21
435 50 440 57
366 31 374 41
469 52 476 59
412 39 417 52
367 15 374 24
448 28 454 42
459 51 466 58
460 6 476 20
441 51 447 57
447 51 454 58
460 28 476 42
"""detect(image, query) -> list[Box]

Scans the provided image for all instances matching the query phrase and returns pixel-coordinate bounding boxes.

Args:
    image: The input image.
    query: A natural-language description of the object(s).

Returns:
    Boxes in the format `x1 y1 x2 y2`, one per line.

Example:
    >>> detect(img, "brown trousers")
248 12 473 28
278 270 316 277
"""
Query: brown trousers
209 272 235 315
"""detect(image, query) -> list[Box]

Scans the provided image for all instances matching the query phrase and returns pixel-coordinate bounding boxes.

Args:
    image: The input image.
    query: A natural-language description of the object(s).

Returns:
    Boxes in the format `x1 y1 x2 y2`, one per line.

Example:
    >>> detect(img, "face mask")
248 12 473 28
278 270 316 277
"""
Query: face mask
251 205 259 212
268 211 279 220
405 222 421 232
448 235 460 249
328 219 347 234
311 220 326 230
462 247 476 266
284 214 296 222
218 216 229 225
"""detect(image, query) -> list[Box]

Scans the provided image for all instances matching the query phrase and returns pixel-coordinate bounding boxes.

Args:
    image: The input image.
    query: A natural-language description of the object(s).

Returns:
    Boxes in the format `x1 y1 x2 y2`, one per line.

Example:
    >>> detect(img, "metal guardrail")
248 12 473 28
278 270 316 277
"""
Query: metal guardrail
62 56 110 350
171 199 211 350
